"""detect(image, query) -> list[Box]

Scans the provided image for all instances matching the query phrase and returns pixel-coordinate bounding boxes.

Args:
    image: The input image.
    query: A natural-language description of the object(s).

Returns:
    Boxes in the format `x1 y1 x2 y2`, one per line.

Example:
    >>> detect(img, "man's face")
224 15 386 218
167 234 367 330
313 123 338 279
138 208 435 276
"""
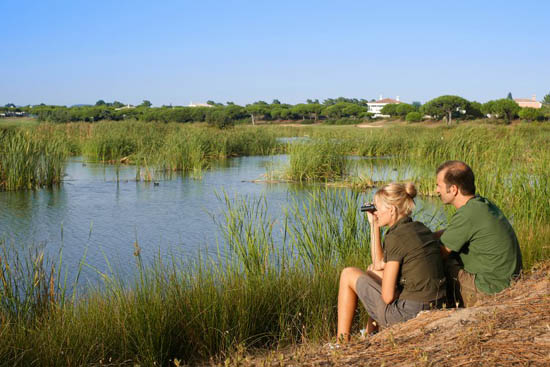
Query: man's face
436 170 455 205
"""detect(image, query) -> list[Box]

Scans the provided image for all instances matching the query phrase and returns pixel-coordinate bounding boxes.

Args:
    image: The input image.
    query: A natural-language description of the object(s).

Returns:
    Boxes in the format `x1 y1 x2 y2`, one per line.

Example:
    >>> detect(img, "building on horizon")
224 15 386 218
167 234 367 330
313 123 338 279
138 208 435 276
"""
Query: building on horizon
367 96 402 117
188 102 214 108
514 95 542 109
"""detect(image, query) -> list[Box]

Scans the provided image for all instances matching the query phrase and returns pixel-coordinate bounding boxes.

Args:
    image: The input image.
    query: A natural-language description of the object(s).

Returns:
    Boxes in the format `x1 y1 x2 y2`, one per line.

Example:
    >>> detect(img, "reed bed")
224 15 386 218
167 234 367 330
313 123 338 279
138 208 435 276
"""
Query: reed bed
1 121 549 365
0 126 70 190
286 139 348 182
0 189 380 366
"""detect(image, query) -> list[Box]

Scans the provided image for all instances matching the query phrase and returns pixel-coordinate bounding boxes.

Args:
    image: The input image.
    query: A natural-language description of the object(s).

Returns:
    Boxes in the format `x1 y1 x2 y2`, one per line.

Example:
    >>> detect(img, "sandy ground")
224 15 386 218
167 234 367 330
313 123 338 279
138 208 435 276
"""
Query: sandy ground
211 261 550 366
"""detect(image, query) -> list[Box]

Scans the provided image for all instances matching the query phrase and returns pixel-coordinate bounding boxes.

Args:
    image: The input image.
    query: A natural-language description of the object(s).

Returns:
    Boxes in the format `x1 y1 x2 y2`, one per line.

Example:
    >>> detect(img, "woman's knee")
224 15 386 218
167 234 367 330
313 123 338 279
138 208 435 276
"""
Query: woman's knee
339 267 364 288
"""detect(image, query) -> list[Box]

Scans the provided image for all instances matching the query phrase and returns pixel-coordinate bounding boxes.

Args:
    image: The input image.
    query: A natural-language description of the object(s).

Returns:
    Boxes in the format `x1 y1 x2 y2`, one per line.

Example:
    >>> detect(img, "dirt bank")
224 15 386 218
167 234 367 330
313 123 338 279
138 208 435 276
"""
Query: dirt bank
216 261 550 366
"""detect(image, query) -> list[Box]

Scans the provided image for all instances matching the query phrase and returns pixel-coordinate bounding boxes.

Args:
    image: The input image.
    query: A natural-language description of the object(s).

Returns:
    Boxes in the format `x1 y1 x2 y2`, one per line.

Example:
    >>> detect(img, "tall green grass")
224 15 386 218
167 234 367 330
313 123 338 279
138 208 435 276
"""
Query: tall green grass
0 189 378 365
286 139 348 182
0 126 70 191
1 122 550 365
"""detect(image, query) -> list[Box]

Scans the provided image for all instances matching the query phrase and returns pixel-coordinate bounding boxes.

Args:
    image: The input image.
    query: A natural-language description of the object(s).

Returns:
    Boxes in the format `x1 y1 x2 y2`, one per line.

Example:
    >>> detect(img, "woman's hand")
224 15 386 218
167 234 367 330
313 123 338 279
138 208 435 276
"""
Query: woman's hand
366 210 378 227
368 260 385 272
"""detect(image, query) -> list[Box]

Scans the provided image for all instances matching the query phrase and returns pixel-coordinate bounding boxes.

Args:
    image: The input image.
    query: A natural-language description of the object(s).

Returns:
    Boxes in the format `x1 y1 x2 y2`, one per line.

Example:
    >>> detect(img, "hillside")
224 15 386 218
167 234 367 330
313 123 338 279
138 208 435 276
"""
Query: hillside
218 262 550 366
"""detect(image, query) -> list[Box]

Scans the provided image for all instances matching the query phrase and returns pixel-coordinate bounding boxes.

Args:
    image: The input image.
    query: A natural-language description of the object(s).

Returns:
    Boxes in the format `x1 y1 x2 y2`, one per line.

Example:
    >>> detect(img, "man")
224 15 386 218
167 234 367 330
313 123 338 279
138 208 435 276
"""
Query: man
435 160 522 307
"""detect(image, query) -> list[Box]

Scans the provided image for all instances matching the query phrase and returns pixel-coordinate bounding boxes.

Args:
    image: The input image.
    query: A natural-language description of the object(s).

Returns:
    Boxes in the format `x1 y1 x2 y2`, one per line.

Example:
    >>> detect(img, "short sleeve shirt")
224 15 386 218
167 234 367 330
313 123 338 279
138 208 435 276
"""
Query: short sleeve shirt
440 196 522 294
383 217 446 302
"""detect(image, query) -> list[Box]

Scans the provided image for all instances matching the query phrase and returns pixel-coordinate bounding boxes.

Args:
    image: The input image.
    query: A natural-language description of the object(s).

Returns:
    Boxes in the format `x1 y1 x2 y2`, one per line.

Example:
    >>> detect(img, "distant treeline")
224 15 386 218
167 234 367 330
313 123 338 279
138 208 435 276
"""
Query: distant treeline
2 94 550 126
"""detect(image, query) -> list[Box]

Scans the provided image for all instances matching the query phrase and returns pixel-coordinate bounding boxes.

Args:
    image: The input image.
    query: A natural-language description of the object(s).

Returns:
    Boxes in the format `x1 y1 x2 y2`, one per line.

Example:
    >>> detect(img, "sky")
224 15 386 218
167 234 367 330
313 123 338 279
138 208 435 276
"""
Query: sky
1 0 549 106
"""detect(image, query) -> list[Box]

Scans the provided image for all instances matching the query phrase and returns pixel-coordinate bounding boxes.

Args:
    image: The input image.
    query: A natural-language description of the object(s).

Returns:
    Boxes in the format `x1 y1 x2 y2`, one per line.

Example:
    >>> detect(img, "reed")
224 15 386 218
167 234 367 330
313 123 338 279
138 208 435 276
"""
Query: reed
1 122 549 365
0 126 70 191
0 190 375 365
286 139 348 182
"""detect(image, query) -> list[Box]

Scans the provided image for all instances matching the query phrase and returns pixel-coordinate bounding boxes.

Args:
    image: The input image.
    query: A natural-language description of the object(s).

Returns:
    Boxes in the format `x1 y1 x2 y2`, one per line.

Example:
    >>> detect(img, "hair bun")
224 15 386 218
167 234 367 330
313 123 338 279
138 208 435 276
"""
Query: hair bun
404 182 417 199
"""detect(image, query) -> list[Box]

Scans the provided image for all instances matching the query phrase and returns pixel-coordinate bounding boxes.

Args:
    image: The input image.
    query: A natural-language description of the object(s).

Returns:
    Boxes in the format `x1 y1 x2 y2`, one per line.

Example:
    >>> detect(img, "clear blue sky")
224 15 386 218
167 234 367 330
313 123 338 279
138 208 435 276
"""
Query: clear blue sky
2 0 549 106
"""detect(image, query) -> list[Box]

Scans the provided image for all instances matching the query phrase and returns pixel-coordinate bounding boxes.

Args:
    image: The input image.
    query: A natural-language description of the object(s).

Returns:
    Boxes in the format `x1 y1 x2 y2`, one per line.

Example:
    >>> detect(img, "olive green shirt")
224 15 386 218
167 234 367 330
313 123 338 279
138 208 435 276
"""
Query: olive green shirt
440 196 522 294
383 217 446 303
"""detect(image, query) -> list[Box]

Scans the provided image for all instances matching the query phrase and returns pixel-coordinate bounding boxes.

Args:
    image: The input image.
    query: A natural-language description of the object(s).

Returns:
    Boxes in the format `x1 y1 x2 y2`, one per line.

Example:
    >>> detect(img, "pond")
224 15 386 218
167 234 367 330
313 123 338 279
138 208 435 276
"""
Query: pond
0 155 446 283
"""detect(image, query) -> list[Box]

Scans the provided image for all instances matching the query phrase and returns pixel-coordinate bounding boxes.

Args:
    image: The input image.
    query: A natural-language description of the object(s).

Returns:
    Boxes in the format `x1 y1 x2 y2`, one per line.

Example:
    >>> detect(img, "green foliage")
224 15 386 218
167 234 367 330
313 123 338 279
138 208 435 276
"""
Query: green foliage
1 124 550 365
323 118 359 125
396 103 416 117
421 95 470 125
246 103 271 124
484 99 520 122
541 93 550 106
206 108 234 129
380 103 398 116
405 111 423 122
0 126 70 190
323 102 365 119
465 101 485 119
287 139 347 182
518 107 544 122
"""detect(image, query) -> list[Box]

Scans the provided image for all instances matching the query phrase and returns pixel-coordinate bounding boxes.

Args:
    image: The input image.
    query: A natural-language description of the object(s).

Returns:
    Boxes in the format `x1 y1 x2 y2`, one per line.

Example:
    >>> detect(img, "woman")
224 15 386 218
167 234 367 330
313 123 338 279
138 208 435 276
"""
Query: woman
337 182 446 342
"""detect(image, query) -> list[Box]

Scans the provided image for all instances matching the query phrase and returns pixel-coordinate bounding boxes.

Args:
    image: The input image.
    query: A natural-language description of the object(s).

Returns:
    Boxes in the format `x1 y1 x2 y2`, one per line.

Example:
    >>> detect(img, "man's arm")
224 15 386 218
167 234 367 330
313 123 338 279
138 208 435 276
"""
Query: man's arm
433 229 445 239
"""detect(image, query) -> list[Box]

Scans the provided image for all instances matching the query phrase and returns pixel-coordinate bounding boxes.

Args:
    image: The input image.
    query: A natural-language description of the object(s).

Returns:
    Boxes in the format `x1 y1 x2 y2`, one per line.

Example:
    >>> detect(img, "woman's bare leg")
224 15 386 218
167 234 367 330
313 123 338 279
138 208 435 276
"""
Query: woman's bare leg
337 267 368 343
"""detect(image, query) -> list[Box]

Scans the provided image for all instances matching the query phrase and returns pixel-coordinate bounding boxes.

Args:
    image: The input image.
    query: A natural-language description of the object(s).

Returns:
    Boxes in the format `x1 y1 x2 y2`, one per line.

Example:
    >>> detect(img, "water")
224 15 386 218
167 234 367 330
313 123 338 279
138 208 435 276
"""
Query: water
0 155 445 283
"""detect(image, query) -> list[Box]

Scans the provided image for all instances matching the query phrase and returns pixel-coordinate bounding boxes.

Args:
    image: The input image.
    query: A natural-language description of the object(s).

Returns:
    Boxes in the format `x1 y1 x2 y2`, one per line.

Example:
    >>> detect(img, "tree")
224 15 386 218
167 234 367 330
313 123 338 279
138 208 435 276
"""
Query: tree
206 109 233 129
342 103 365 118
95 100 106 106
380 103 399 117
395 104 416 118
225 104 247 121
246 103 270 125
112 101 124 108
542 93 550 106
140 100 152 108
406 111 423 122
490 99 520 122
421 95 469 125
507 92 513 100
272 99 281 105
465 101 484 119
518 107 544 122
412 101 422 109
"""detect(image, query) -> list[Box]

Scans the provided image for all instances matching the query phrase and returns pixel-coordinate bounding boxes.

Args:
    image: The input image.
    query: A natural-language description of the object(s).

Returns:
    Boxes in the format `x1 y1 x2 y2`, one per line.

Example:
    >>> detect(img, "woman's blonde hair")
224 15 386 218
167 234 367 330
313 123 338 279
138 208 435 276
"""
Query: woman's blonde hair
374 182 417 217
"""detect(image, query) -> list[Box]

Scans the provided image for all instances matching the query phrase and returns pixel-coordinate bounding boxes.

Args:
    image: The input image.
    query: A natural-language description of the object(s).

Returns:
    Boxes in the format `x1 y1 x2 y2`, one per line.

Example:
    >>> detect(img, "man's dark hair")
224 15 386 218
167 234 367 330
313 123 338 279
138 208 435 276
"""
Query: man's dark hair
436 160 476 195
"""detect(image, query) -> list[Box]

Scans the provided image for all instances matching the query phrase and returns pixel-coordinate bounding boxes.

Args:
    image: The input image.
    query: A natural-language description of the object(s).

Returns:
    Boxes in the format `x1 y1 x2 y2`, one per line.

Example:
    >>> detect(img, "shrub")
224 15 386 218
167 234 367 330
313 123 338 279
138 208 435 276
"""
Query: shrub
206 109 234 129
518 108 544 122
406 111 423 123
323 118 359 125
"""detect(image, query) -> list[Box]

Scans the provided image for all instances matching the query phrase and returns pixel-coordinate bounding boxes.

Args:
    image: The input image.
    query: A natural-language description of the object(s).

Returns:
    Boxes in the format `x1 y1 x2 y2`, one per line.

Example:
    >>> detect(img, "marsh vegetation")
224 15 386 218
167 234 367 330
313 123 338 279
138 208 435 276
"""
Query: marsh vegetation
0 121 549 365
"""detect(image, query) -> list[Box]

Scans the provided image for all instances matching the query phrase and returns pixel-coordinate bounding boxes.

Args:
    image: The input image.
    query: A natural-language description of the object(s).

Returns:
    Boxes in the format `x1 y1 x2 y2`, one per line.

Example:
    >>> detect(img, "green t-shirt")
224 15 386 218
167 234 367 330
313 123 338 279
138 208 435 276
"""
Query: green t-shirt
384 217 446 303
440 196 522 294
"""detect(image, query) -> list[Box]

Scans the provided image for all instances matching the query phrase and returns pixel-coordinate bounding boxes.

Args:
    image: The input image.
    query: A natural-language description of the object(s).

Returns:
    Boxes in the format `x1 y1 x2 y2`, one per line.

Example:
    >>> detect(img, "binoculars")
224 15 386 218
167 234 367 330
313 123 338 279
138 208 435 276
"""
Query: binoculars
360 203 377 213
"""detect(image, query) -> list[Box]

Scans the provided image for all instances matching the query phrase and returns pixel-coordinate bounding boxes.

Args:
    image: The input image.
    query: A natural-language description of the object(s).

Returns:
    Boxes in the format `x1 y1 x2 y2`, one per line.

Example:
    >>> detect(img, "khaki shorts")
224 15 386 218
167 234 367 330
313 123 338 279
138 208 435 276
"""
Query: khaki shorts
445 257 489 307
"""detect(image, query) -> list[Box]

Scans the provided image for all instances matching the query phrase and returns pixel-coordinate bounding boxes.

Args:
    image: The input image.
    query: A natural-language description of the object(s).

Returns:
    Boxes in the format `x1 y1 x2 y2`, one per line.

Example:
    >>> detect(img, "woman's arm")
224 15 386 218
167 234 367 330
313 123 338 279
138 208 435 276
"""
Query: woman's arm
368 212 385 270
381 261 400 304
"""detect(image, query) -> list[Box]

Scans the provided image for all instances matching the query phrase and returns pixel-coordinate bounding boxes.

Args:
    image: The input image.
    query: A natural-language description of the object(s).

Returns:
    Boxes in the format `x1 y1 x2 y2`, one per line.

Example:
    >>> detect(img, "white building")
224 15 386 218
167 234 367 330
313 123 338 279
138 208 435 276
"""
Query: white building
188 102 214 108
367 96 402 117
